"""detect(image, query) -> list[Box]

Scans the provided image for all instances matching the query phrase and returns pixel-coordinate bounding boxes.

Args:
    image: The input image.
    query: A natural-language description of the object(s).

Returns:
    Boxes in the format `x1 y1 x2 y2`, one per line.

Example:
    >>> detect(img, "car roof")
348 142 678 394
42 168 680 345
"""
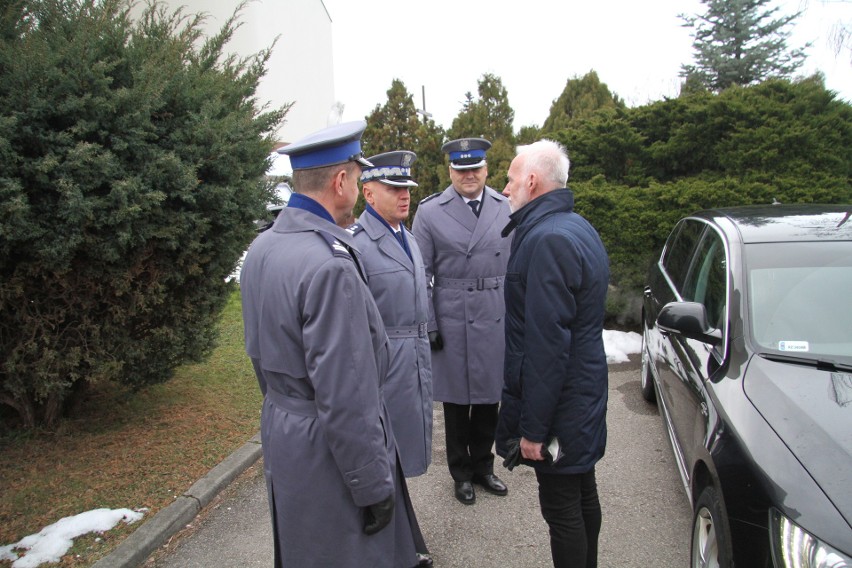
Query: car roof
690 204 852 244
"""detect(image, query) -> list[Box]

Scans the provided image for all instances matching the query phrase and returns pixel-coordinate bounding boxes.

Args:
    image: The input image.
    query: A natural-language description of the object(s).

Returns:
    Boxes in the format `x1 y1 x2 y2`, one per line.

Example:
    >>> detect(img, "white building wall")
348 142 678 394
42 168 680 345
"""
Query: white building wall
148 0 335 144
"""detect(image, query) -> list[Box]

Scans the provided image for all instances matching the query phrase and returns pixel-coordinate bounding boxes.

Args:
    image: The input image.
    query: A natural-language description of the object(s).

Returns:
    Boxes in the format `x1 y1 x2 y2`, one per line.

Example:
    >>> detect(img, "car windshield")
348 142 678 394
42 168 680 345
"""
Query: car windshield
747 241 852 361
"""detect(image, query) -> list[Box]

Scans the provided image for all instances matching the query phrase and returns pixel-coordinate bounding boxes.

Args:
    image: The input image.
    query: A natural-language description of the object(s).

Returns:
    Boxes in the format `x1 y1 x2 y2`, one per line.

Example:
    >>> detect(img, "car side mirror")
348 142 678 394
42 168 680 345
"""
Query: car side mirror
657 301 722 346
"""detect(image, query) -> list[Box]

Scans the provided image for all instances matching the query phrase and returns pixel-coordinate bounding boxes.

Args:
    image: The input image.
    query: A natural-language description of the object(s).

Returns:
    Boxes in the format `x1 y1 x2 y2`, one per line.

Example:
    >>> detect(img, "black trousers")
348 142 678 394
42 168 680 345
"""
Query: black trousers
442 402 498 481
535 468 602 568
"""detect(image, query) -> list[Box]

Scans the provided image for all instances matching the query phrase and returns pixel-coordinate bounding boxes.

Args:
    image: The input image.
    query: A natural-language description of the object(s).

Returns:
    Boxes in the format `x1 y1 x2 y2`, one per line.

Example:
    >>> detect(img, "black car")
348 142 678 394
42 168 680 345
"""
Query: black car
641 204 852 567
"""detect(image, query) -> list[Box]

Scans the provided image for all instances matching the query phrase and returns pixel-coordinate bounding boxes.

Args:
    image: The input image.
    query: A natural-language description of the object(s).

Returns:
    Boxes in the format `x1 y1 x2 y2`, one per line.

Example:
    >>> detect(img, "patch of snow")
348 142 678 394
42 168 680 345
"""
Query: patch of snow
0 508 144 568
603 329 642 364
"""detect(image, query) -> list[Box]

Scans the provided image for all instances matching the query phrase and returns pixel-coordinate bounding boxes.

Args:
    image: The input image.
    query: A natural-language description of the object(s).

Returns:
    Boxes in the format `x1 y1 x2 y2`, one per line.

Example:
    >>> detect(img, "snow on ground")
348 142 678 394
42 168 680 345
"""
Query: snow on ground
0 508 144 568
604 329 642 364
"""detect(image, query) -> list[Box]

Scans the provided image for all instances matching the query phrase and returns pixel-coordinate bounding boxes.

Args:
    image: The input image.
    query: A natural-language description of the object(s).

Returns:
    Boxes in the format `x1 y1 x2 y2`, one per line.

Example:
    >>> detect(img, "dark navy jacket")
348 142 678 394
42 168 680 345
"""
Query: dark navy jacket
495 188 610 474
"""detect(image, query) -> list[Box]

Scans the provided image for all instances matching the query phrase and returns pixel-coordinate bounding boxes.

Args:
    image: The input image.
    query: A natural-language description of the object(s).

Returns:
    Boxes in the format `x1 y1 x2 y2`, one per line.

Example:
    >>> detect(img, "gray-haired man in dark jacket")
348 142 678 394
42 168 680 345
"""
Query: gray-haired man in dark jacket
495 139 610 568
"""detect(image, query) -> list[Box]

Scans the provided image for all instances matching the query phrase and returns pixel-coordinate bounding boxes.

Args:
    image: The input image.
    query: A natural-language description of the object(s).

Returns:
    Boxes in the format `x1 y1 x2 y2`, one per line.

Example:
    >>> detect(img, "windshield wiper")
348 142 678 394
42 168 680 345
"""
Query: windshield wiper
759 352 852 373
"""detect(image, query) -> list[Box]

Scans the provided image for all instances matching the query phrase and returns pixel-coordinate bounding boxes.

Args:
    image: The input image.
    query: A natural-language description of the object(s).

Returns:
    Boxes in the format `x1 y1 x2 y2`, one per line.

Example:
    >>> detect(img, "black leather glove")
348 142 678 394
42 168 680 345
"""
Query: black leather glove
428 330 444 351
363 494 394 535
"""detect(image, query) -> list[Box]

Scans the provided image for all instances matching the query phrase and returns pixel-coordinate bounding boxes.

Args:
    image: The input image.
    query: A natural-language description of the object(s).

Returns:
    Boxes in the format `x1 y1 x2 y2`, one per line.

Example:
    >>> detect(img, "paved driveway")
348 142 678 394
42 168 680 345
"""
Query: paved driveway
149 360 691 568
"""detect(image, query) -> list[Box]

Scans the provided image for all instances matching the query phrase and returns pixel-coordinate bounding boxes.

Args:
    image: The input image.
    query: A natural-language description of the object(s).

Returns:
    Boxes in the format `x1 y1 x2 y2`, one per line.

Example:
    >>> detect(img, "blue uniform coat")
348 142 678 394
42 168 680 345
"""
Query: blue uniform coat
240 206 420 567
411 185 512 404
495 189 610 474
350 211 433 477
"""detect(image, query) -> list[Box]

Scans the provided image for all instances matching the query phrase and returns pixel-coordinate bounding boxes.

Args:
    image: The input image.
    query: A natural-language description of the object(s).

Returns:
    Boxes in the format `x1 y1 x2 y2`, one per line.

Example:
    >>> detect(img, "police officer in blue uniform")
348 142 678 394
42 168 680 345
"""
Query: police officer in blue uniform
412 138 513 505
241 122 429 568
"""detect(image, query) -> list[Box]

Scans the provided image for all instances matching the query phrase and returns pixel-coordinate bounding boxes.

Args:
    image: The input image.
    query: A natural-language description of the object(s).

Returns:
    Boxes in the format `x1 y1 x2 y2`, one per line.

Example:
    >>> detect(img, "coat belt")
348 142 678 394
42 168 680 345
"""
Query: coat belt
386 322 429 338
434 276 505 291
265 388 318 417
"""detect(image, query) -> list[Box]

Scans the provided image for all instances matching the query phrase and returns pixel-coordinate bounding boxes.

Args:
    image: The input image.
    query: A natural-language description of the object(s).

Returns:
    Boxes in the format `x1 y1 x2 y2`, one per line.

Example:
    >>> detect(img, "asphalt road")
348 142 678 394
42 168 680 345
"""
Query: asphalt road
146 360 692 568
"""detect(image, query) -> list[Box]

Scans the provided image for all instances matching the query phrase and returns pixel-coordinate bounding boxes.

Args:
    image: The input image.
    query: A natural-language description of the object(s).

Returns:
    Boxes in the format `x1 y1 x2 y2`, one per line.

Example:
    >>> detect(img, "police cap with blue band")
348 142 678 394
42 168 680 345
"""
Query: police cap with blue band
442 137 491 170
278 120 373 170
360 151 419 187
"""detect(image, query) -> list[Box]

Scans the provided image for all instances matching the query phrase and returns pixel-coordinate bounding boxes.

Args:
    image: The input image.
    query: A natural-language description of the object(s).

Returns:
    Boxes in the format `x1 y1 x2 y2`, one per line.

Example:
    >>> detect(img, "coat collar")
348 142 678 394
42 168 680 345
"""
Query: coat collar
272 206 360 251
501 188 575 239
287 192 335 224
357 210 414 271
437 185 508 250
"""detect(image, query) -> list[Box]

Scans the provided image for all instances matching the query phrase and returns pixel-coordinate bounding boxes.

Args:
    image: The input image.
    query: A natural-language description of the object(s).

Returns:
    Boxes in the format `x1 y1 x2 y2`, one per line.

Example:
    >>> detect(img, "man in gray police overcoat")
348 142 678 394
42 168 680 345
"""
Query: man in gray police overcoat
241 122 429 568
412 137 512 505
350 150 433 479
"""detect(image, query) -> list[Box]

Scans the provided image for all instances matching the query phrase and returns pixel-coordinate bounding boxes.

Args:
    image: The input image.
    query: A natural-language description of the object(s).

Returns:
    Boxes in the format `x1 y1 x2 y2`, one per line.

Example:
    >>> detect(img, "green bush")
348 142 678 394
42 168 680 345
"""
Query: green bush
575 174 850 326
561 78 851 327
0 0 284 428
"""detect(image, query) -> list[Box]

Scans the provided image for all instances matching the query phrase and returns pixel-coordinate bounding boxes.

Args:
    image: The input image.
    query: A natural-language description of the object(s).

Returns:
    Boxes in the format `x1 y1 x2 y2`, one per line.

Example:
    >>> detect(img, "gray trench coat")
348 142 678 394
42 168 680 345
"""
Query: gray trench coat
241 206 420 568
350 211 433 477
412 185 512 404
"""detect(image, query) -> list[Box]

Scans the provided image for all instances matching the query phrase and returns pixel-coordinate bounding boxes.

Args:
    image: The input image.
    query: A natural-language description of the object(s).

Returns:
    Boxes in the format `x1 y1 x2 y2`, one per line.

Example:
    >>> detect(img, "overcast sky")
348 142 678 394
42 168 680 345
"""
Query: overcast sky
321 0 851 131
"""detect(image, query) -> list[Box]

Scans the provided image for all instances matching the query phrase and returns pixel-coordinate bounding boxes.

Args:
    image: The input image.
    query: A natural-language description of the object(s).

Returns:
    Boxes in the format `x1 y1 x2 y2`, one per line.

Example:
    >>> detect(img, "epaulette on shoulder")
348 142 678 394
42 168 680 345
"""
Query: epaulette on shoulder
315 230 352 259
345 223 365 237
419 192 440 205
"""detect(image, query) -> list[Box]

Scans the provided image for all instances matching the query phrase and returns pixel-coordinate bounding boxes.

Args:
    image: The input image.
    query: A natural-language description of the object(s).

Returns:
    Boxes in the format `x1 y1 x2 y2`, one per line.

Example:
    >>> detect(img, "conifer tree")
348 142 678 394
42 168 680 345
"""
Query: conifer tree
542 70 624 135
0 0 285 427
448 73 514 142
447 73 515 189
681 0 809 91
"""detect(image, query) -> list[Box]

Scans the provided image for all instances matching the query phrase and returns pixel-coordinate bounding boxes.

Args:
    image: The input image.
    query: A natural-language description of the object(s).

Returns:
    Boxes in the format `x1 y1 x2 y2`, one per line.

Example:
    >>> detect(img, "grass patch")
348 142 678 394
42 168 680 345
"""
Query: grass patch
0 290 262 567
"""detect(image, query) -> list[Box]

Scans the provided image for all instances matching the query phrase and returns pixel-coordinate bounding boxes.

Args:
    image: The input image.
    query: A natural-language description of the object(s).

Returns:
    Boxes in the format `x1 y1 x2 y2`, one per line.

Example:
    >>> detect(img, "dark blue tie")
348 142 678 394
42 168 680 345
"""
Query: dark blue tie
394 230 412 260
468 199 480 217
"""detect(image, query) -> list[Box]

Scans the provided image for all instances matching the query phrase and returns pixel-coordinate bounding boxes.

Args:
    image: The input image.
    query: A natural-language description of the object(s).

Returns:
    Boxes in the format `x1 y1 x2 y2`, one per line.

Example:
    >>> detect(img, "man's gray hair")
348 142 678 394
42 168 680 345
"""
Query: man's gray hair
516 139 570 187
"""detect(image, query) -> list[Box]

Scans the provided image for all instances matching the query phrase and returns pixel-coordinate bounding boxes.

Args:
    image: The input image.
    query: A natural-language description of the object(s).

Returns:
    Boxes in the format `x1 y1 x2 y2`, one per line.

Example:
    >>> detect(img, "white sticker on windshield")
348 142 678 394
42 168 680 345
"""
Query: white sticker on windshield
778 341 809 352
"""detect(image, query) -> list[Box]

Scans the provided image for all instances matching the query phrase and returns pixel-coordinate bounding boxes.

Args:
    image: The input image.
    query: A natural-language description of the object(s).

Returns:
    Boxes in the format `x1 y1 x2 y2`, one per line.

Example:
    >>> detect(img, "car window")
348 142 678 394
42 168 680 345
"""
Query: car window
747 241 852 360
662 219 707 294
682 230 727 332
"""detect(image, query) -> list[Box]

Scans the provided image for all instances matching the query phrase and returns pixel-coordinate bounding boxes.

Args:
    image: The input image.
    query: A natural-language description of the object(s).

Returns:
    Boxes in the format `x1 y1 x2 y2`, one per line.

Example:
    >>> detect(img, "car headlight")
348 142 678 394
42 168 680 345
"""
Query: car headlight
770 508 852 567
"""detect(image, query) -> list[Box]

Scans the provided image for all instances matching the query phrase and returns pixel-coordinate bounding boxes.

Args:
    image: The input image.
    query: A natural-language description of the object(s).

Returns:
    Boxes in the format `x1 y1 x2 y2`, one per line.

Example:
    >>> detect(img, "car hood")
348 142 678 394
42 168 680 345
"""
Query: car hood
744 355 852 528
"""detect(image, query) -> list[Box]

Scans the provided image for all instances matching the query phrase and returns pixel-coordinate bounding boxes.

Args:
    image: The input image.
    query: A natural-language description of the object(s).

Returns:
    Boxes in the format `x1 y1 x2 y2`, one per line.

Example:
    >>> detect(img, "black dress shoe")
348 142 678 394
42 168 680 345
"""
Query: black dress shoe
415 553 433 567
472 473 508 496
454 480 475 504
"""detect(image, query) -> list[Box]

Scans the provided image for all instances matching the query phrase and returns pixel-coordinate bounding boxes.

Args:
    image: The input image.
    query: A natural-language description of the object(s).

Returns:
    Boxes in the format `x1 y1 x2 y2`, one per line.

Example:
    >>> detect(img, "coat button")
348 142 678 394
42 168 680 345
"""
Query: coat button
467 287 474 292
496 252 501 256
468 319 474 324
